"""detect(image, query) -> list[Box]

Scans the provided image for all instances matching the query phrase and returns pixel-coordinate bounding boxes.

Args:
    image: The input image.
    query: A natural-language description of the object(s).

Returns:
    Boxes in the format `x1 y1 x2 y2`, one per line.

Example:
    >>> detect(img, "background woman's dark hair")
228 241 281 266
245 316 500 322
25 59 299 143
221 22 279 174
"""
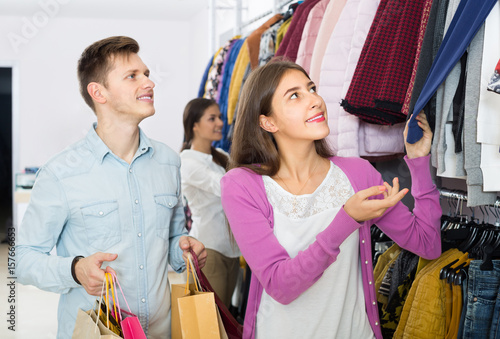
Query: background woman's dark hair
229 59 333 175
181 98 229 170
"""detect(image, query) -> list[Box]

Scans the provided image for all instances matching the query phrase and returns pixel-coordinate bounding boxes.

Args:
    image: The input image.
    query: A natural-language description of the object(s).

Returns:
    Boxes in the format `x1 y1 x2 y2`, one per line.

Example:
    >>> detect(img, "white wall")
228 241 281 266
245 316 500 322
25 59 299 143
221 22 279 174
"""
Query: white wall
0 13 211 173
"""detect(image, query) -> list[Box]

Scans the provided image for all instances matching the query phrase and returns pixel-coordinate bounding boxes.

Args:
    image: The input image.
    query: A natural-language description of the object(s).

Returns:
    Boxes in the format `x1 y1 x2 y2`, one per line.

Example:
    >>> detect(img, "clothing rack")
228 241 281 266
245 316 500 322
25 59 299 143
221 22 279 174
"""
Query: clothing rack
240 0 295 30
439 188 500 208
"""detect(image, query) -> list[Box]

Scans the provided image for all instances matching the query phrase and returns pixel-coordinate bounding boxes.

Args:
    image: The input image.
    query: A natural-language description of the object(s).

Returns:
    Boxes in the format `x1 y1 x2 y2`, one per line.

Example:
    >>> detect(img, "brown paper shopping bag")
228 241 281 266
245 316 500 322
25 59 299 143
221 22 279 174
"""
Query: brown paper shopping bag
171 257 222 339
72 308 121 339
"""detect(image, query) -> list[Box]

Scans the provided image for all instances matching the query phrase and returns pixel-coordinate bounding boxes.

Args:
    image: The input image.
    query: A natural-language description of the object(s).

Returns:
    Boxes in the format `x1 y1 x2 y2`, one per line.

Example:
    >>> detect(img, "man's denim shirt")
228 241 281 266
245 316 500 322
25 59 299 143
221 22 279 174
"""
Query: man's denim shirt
16 124 187 338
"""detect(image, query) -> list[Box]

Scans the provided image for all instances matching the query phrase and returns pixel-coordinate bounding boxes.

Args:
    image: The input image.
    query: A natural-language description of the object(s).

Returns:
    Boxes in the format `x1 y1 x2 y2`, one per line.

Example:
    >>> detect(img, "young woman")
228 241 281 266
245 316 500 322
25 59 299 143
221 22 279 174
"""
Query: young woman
220 60 441 339
180 98 241 308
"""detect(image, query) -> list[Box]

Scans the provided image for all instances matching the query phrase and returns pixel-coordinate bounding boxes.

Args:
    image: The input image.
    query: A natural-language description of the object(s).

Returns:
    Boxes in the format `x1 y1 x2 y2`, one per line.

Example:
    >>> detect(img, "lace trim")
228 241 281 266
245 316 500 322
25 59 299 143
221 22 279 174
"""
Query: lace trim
263 163 354 220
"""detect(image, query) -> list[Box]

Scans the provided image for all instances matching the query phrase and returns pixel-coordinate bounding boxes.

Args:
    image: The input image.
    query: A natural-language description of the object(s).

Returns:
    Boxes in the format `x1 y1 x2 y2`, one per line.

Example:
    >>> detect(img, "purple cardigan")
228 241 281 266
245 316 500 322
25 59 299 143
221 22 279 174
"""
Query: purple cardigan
220 155 441 339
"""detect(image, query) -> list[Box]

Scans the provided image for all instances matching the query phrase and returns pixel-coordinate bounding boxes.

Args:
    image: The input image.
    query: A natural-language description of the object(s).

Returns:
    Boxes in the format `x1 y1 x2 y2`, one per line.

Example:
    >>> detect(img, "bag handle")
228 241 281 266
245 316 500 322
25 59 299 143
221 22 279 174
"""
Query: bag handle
184 255 201 294
110 271 133 315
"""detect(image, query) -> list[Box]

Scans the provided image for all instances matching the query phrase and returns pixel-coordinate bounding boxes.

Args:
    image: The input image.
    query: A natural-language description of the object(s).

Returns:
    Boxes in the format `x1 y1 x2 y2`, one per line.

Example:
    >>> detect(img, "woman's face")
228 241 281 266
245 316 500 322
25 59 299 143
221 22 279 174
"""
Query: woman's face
268 69 329 142
193 104 224 142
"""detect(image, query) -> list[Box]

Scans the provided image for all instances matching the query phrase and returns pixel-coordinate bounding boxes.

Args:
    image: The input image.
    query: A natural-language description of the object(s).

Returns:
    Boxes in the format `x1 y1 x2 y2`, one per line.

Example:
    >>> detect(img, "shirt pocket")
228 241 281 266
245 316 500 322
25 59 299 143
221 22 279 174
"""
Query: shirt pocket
81 201 121 251
154 194 178 240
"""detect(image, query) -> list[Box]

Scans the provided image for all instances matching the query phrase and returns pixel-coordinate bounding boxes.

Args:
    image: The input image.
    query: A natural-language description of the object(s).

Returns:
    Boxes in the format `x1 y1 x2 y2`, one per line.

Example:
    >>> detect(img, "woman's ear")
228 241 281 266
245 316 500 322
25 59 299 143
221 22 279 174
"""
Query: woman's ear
259 114 278 133
87 82 106 105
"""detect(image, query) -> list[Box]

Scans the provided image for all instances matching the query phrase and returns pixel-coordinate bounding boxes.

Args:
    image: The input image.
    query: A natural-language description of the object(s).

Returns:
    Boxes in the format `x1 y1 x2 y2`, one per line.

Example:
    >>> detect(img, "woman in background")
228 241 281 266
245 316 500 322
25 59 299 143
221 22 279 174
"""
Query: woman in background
220 60 441 339
180 98 240 308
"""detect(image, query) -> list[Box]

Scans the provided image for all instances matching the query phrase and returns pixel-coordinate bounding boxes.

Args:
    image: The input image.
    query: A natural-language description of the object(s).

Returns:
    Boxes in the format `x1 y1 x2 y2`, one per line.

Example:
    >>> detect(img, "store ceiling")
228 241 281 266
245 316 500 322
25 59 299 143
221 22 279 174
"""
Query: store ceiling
0 0 209 21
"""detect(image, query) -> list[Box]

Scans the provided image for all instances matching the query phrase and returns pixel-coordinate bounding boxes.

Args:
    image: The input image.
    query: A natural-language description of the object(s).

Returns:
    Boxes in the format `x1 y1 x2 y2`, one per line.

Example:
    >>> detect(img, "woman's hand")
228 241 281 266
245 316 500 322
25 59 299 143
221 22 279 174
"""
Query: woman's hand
344 177 408 222
404 111 433 159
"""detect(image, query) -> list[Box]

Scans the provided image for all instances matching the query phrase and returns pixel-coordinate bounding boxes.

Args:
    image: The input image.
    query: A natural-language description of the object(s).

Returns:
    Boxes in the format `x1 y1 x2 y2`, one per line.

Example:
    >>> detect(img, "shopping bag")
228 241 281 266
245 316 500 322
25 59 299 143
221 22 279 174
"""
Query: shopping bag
72 308 121 339
190 251 243 339
110 272 147 339
171 257 223 339
72 274 122 339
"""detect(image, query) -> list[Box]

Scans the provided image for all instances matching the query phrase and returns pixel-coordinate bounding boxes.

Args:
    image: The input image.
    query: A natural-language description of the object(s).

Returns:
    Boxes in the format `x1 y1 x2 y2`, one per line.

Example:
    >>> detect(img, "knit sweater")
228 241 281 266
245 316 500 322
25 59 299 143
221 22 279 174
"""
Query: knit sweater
220 155 441 339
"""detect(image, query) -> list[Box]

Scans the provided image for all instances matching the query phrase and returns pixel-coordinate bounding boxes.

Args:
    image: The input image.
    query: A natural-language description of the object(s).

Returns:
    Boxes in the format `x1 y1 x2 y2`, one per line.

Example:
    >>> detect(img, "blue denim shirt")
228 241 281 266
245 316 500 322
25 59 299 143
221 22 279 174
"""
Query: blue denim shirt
16 124 188 338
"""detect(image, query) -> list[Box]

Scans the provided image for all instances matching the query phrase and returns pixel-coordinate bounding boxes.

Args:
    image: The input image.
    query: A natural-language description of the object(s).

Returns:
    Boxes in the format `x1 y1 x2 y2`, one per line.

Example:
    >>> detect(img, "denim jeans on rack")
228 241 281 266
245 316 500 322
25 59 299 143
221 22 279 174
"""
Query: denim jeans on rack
489 261 500 339
461 260 500 338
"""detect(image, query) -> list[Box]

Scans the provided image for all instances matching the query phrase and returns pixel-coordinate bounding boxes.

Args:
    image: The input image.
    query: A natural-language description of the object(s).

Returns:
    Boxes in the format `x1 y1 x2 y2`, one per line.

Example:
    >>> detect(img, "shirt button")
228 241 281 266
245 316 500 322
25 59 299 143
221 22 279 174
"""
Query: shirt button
362 239 365 244
375 322 379 326
372 301 376 305
129 168 132 173
135 199 139 204
369 281 372 285
141 298 146 303
139 265 144 270
365 261 368 264
99 211 104 216
138 233 142 237
168 203 172 207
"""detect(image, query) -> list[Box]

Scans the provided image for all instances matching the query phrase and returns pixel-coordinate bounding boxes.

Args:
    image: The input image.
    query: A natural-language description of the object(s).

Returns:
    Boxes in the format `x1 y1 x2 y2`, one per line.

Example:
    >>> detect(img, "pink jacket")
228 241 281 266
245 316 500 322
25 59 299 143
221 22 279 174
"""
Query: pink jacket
220 155 441 339
295 0 331 74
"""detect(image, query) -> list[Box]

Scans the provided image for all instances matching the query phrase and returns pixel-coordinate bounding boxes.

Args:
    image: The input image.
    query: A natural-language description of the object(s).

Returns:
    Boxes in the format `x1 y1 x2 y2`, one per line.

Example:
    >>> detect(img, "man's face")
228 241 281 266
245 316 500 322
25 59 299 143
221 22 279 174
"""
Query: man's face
100 53 155 122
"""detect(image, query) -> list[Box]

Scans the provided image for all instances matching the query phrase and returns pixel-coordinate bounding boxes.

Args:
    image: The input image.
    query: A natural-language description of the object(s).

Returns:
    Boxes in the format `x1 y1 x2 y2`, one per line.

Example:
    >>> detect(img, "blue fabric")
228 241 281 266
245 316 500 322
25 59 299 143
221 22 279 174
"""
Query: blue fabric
198 56 215 98
490 265 500 339
406 0 497 144
16 124 187 338
461 260 500 339
213 38 245 152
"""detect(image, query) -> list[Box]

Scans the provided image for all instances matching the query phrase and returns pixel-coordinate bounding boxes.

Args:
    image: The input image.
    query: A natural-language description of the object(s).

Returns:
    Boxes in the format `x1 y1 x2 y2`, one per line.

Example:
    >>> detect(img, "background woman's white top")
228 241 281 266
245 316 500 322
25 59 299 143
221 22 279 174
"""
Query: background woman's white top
256 162 374 339
180 149 240 258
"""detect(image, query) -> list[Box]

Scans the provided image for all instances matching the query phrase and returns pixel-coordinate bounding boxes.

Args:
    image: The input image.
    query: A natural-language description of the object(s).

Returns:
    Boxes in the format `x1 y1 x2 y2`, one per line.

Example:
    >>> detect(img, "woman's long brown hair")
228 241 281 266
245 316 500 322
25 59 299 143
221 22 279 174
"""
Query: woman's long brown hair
229 60 333 175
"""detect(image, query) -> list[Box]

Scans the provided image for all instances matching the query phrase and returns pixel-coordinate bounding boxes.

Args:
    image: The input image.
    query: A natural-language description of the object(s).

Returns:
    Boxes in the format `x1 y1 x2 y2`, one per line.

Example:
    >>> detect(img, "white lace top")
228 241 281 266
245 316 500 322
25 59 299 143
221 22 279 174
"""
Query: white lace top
256 162 374 339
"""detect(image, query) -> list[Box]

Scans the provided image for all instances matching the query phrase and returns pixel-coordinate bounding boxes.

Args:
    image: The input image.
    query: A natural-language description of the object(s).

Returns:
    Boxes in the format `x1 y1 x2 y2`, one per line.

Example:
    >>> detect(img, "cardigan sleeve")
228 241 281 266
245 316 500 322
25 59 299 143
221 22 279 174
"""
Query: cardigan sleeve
369 155 442 259
221 168 361 305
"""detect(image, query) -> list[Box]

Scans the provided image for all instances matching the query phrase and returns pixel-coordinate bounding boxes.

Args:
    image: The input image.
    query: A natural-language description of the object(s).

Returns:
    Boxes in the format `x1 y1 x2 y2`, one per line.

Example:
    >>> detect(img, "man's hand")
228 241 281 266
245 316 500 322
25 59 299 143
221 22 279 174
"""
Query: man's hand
179 236 207 269
74 252 118 296
344 177 408 222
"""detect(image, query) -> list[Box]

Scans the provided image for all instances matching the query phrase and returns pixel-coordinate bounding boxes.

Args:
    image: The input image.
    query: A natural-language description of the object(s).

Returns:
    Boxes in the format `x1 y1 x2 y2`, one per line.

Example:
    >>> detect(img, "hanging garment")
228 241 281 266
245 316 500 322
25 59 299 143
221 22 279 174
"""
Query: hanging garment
380 250 420 338
205 39 237 100
487 59 500 94
275 0 322 62
432 0 465 178
198 56 214 98
478 2 500 192
259 23 281 66
403 0 444 119
406 0 498 144
246 14 283 70
394 249 464 339
319 0 378 157
275 17 292 51
295 0 331 74
309 0 348 85
341 0 431 125
213 38 245 152
227 41 250 125
216 39 238 103
461 260 500 338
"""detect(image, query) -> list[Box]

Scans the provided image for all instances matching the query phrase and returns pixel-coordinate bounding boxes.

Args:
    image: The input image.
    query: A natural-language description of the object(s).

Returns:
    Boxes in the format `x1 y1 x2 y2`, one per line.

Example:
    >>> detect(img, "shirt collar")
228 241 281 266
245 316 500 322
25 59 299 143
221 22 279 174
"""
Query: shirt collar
86 123 155 163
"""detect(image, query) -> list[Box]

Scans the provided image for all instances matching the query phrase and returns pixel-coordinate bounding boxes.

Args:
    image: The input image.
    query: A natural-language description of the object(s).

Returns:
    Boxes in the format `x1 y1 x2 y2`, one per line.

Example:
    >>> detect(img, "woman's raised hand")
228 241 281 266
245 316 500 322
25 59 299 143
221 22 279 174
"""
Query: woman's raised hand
344 177 408 222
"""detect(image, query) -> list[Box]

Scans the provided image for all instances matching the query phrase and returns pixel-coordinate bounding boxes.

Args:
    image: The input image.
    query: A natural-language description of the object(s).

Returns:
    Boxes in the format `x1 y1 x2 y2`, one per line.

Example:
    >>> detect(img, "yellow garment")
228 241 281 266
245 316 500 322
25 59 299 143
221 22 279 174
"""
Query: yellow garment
227 40 250 125
276 17 292 52
373 243 401 306
446 284 462 339
394 249 464 339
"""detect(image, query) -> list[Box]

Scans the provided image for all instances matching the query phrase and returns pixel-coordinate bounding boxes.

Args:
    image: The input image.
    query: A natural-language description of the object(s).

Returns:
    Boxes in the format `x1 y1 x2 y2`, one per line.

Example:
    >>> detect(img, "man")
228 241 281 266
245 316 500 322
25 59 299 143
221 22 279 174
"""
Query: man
16 36 207 338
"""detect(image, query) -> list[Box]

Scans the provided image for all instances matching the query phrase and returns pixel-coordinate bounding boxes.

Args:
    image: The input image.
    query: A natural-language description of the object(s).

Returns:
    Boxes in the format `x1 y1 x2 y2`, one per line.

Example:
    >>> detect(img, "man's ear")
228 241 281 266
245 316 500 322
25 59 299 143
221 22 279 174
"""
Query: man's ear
87 82 106 104
259 114 278 133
